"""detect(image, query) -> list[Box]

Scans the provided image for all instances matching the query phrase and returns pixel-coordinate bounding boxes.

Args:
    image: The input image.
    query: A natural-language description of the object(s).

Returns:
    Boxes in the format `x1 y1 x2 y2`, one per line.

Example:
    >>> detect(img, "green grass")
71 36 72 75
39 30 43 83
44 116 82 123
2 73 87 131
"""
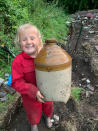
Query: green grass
0 66 11 79
72 87 83 103
0 50 13 78
31 4 71 41
1 0 71 48
0 93 17 114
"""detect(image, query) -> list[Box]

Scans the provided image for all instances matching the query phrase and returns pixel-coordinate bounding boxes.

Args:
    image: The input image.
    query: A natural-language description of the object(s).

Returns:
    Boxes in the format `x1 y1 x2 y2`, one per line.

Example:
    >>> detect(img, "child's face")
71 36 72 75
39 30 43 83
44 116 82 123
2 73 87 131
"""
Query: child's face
19 27 41 58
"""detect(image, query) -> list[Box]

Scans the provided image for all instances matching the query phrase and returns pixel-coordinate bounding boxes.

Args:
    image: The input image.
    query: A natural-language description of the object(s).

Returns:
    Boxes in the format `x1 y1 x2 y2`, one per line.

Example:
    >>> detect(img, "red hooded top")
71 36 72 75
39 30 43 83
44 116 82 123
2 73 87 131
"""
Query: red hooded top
11 51 38 100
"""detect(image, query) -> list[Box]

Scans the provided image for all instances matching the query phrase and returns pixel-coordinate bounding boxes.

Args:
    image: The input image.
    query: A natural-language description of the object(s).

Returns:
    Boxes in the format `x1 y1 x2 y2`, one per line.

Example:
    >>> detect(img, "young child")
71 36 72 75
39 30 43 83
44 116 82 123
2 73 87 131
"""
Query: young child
11 24 53 131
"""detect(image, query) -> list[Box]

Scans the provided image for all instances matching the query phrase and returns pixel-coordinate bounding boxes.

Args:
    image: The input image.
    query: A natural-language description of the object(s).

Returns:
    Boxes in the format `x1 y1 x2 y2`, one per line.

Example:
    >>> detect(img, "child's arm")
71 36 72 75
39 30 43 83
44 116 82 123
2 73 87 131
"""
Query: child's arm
11 60 38 100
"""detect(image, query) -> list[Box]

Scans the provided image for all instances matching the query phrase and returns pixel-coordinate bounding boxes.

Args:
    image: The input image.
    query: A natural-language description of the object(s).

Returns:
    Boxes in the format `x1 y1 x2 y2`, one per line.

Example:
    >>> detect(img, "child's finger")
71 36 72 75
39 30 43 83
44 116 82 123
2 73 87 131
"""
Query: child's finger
40 94 44 98
36 91 45 102
41 97 47 102
38 91 44 98
38 97 45 103
39 94 47 102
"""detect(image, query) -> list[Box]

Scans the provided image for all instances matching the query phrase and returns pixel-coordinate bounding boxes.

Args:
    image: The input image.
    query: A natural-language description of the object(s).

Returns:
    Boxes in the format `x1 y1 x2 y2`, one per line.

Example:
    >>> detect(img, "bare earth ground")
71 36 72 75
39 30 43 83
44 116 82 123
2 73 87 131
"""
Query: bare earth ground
3 10 98 131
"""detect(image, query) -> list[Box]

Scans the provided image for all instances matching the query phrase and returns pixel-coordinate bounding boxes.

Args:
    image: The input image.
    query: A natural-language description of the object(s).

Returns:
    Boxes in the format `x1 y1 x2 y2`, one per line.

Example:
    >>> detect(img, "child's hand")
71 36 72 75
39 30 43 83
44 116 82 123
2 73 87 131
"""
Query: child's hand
36 91 45 103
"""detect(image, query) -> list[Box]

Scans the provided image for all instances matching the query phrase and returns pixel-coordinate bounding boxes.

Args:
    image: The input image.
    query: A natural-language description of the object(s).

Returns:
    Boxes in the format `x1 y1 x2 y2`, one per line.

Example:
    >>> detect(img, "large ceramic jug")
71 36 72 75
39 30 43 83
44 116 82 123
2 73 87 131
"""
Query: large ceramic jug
35 38 72 103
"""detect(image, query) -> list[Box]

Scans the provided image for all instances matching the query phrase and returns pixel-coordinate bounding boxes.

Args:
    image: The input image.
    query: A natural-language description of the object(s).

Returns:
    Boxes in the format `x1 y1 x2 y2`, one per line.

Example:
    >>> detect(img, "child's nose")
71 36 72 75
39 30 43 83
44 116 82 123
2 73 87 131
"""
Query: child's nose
27 39 32 44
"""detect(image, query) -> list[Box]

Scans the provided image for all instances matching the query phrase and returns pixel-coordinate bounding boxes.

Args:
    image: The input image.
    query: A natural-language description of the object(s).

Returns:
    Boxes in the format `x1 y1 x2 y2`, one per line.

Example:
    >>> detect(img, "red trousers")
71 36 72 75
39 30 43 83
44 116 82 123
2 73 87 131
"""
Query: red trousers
22 96 53 125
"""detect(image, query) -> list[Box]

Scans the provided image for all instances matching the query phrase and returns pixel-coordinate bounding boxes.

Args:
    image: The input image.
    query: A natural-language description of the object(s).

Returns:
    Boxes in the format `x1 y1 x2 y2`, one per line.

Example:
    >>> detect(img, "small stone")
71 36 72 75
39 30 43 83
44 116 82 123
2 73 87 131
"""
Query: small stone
84 58 89 62
86 84 90 88
0 92 7 98
88 25 92 27
79 84 81 86
89 30 95 34
90 56 98 77
95 85 98 88
82 73 85 76
3 86 16 95
95 46 98 52
96 15 98 18
86 91 93 98
84 17 88 20
87 84 94 91
72 20 76 23
77 15 80 19
94 18 98 24
62 37 68 41
83 26 89 30
4 81 8 85
5 74 10 81
81 78 86 81
51 119 55 123
53 114 59 122
0 95 8 102
86 79 90 84
66 21 71 25
5 73 9 78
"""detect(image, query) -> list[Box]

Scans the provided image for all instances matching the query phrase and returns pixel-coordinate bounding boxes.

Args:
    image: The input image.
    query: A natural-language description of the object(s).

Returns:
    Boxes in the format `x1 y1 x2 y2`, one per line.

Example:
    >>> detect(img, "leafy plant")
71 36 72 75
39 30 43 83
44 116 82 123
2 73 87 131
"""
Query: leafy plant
0 0 70 46
72 87 82 103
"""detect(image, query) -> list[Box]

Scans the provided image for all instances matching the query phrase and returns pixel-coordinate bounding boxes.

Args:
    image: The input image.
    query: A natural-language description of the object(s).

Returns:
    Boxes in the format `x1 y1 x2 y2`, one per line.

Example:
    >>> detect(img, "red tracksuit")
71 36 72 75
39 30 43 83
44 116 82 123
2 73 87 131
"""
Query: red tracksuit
11 51 53 125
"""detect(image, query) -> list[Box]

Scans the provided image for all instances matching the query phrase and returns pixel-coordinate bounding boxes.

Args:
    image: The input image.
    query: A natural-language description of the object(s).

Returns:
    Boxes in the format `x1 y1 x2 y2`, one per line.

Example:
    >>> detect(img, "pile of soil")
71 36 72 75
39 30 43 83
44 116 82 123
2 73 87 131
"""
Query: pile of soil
3 10 98 131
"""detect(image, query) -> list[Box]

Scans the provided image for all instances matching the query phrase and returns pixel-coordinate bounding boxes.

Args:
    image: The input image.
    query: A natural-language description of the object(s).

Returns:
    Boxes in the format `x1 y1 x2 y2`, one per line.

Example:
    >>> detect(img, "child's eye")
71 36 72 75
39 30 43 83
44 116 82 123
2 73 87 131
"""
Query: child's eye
30 36 34 40
23 38 27 41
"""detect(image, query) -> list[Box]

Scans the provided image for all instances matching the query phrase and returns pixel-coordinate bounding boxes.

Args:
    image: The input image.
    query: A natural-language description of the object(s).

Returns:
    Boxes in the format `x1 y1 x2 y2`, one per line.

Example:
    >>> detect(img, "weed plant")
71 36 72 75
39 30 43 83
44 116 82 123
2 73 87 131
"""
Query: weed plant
72 87 83 103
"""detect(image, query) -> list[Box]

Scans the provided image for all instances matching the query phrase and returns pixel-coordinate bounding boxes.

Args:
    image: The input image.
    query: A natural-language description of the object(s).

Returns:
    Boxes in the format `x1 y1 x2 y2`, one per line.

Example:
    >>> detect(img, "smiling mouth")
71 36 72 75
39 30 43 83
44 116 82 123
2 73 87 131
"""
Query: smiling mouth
25 46 38 53
26 45 34 48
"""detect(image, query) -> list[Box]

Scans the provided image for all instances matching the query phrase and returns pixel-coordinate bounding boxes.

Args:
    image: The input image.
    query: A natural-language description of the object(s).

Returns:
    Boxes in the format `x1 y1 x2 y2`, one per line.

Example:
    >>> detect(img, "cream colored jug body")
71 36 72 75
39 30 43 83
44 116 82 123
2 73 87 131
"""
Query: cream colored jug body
35 39 72 103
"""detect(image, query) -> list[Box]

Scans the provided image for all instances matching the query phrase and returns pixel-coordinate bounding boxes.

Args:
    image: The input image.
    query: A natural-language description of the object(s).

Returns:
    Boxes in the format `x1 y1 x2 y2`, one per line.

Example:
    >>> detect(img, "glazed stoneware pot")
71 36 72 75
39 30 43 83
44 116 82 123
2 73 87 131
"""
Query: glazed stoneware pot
35 38 72 103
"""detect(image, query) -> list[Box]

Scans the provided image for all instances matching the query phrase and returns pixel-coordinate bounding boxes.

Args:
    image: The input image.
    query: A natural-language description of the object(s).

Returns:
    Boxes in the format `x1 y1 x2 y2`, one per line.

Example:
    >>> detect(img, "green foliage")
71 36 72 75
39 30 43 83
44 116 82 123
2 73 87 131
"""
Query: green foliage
49 0 98 13
72 87 82 103
0 0 69 46
0 65 11 79
32 4 70 40
0 47 13 75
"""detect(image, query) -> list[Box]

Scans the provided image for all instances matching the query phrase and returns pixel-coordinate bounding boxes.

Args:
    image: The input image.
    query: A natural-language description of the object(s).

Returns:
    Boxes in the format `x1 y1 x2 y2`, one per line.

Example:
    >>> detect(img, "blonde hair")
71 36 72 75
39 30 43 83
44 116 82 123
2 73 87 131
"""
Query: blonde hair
14 23 43 50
